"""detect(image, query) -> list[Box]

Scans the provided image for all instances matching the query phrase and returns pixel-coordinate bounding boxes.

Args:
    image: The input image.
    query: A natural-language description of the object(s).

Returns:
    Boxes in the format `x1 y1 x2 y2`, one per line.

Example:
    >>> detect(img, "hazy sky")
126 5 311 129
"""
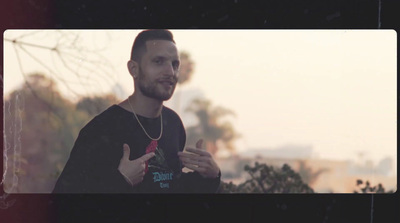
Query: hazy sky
3 30 397 171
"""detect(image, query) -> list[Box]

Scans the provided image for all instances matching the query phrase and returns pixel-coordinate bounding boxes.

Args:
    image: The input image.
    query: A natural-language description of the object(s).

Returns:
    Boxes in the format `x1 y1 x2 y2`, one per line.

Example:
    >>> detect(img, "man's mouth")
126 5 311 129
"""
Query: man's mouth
158 79 176 87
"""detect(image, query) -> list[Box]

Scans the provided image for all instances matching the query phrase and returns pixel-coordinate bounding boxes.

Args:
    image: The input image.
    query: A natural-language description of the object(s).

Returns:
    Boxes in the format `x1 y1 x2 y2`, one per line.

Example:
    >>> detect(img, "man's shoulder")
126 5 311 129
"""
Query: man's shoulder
96 104 121 117
162 106 181 119
81 105 124 131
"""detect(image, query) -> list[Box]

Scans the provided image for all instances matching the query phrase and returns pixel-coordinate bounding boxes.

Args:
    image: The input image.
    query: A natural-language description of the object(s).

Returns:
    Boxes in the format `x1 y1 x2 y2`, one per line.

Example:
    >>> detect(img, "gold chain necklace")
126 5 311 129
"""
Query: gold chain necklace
127 96 163 141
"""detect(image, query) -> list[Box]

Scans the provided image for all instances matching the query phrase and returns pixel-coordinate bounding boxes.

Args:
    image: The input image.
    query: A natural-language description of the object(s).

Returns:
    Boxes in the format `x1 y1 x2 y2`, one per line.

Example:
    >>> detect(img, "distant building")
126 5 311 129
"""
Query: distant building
240 144 314 160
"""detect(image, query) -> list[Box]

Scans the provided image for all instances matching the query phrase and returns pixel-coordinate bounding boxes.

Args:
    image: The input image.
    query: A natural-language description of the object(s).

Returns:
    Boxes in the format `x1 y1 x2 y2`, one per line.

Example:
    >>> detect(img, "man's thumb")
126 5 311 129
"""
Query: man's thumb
122 143 130 159
196 139 204 149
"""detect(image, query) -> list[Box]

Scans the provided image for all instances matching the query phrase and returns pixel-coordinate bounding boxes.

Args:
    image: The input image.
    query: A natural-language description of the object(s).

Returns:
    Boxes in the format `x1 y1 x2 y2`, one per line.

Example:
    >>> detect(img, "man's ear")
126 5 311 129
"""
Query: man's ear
127 60 138 79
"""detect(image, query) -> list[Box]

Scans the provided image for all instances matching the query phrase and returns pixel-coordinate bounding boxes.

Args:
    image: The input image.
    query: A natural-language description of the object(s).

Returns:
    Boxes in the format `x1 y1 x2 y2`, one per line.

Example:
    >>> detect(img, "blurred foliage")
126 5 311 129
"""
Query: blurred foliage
177 51 239 157
76 94 119 116
177 51 195 85
354 179 395 193
3 73 118 193
185 98 240 156
218 162 314 193
218 161 394 194
297 160 329 186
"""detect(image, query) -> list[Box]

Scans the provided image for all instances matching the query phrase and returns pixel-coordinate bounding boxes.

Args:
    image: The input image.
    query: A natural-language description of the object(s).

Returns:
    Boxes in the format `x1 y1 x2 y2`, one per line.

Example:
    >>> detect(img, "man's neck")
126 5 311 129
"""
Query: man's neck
121 93 163 118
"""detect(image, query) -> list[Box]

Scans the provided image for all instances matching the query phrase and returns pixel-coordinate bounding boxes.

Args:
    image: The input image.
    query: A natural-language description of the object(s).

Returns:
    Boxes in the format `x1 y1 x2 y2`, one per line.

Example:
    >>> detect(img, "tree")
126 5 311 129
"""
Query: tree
218 162 314 193
173 51 196 114
4 30 118 98
4 73 89 193
218 162 394 194
177 51 195 85
3 73 121 193
175 51 239 157
76 94 119 117
185 98 240 156
354 179 395 193
297 160 329 187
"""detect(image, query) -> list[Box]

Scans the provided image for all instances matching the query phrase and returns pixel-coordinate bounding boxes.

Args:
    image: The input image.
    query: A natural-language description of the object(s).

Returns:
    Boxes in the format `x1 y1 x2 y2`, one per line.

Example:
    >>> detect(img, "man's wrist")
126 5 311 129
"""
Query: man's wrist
120 172 133 186
206 170 221 179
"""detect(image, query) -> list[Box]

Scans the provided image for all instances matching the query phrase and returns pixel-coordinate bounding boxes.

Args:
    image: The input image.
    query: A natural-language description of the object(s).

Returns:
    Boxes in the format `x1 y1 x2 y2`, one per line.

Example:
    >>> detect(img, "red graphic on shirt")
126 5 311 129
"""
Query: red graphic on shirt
145 140 158 173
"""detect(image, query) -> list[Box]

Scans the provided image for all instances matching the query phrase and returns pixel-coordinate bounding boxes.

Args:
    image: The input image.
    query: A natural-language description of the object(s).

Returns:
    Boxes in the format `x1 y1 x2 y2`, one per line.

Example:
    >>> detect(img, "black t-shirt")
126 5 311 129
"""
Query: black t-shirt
53 105 220 193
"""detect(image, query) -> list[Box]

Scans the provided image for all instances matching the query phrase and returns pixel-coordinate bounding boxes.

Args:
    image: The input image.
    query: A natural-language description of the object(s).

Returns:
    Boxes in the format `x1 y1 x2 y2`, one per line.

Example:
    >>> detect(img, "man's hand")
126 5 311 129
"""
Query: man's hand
178 139 220 179
118 144 155 186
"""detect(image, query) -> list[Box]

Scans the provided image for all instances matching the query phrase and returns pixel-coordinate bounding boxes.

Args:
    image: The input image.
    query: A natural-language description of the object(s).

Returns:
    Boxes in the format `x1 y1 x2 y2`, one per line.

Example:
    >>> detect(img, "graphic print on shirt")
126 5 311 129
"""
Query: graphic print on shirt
145 140 174 189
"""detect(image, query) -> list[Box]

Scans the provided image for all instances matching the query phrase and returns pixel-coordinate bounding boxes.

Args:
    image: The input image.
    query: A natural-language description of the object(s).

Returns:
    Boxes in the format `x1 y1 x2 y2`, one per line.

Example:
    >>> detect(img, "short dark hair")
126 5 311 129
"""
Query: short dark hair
130 29 175 62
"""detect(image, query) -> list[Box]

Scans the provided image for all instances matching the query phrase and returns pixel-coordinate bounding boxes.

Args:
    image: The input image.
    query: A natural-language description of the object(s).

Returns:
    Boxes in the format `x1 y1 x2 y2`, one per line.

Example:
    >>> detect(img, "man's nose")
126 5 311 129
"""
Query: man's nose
163 63 176 77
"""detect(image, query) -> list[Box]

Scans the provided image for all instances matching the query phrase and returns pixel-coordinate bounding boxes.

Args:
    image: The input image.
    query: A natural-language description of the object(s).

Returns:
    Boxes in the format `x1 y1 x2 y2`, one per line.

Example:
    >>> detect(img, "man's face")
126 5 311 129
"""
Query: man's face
136 40 180 101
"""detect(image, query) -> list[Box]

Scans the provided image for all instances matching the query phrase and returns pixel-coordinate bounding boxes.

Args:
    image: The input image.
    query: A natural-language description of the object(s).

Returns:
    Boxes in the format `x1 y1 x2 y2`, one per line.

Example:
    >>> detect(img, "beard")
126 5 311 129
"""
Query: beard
137 67 177 101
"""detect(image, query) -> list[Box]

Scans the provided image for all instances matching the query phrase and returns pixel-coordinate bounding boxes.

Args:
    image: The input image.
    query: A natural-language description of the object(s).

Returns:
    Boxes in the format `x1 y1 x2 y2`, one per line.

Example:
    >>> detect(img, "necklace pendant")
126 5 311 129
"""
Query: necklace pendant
145 140 158 154
145 140 158 174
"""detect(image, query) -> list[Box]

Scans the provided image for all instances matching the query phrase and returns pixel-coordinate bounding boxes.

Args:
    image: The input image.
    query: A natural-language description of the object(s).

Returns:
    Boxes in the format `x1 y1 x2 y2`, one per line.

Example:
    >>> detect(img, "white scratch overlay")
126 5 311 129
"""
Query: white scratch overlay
1 91 23 208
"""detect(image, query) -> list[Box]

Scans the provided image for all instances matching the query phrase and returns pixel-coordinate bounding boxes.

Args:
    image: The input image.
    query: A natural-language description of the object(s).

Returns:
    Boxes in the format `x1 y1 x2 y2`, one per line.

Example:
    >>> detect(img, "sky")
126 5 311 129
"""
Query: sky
3 30 397 173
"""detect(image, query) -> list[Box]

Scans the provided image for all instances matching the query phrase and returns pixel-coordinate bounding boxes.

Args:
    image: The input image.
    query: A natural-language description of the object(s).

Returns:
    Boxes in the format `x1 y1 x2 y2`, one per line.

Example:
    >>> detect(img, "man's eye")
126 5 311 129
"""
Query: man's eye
172 61 180 70
154 59 163 64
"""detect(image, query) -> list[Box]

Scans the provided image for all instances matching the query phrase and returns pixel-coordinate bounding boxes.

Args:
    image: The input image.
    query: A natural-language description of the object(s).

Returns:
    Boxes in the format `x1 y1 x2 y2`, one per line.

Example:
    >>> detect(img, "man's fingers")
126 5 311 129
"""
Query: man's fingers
179 156 210 168
179 153 210 162
184 163 206 173
185 148 211 157
138 152 155 162
196 139 204 149
122 144 131 160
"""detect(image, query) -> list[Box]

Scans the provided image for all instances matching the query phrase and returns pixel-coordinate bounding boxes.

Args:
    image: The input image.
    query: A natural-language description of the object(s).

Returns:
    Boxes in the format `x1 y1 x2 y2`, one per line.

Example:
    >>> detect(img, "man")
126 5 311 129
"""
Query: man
53 29 221 193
